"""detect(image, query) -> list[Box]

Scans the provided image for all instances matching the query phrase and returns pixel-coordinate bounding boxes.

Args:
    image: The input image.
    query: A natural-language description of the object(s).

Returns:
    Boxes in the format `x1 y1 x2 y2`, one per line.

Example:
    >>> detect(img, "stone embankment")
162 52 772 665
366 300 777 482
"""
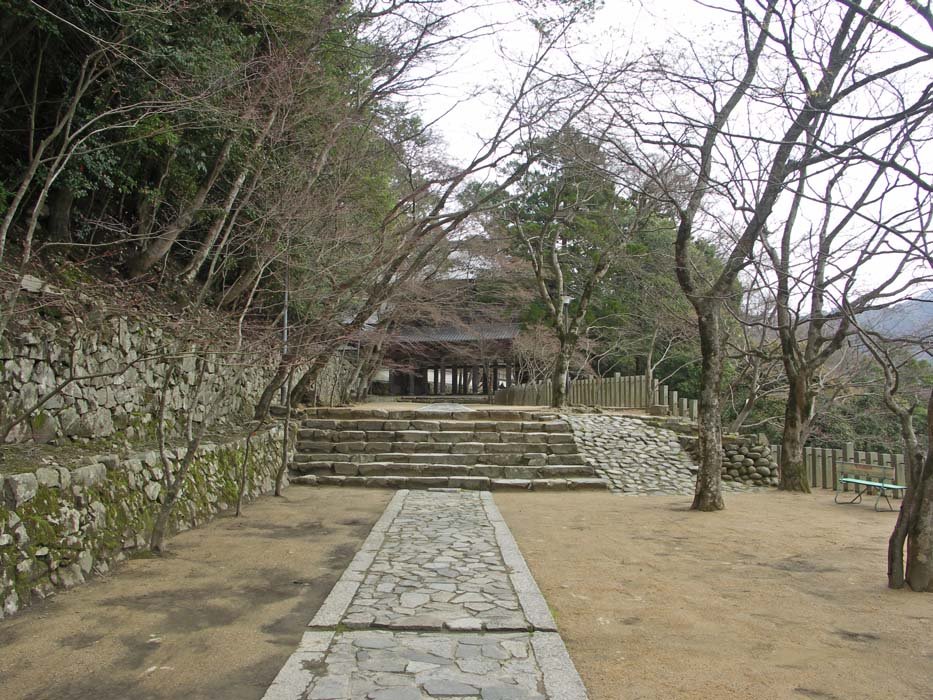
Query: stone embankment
565 414 778 494
720 437 779 486
1 316 272 444
0 427 285 619
642 416 780 487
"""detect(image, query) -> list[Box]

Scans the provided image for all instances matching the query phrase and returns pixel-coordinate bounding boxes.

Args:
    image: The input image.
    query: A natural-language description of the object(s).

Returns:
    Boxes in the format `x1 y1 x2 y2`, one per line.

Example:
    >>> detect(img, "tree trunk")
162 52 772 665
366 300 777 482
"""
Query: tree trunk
888 408 924 588
906 466 933 591
550 344 571 408
219 258 262 308
46 184 73 245
275 369 294 497
889 492 913 589
905 394 933 592
692 305 725 511
779 373 813 492
180 167 248 284
290 362 323 407
149 496 175 554
128 137 233 277
235 425 258 517
254 360 289 421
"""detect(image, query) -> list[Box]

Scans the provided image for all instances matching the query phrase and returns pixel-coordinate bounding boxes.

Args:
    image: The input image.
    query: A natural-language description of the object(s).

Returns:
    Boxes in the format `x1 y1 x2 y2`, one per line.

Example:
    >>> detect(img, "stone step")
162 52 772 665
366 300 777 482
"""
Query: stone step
295 440 580 457
296 428 576 444
290 461 597 479
292 452 587 467
299 418 572 434
290 474 608 491
298 408 562 422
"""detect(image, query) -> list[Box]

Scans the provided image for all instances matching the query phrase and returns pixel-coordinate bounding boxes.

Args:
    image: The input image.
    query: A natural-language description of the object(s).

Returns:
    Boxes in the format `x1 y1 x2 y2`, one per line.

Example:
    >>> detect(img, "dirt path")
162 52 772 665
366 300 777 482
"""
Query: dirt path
496 490 933 700
0 487 390 700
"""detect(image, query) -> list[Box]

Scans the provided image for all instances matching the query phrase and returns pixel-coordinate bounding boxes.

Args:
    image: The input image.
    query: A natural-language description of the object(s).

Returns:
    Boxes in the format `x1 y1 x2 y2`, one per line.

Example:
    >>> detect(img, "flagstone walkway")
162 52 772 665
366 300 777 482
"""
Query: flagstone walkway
262 489 588 700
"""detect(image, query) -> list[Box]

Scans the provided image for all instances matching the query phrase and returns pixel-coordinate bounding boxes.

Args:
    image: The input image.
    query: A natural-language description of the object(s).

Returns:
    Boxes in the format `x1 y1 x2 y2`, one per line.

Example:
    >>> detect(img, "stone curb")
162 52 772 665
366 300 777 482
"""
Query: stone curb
532 631 590 700
480 491 558 633
307 489 409 628
260 630 335 700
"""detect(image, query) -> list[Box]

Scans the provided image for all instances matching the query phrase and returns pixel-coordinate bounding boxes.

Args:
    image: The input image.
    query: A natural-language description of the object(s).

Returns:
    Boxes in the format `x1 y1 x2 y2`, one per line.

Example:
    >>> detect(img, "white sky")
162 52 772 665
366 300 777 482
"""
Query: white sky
415 0 730 164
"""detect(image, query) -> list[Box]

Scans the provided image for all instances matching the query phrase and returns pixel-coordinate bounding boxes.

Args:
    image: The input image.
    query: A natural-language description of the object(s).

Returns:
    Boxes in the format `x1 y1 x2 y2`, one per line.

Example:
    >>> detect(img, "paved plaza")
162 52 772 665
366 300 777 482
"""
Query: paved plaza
262 489 587 699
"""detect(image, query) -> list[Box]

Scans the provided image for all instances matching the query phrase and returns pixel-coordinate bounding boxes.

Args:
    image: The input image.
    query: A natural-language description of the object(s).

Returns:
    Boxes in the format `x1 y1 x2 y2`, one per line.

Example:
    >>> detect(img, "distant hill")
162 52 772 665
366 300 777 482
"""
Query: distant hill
857 290 933 339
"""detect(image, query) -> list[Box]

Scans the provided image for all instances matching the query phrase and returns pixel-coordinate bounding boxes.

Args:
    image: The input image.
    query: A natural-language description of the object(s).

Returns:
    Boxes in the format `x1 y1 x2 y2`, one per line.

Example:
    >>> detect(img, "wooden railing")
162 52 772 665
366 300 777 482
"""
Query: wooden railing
493 372 699 418
770 442 909 493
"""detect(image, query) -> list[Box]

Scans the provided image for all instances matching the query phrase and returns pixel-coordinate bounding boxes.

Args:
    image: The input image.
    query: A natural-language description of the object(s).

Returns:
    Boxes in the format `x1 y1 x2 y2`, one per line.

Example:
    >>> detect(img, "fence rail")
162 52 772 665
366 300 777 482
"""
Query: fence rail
769 442 908 493
494 372 699 418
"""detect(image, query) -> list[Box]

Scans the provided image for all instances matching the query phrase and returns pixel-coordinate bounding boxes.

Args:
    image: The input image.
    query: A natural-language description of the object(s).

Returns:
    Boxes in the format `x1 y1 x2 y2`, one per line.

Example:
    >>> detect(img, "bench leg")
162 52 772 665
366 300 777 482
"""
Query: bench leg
835 486 865 505
874 488 895 512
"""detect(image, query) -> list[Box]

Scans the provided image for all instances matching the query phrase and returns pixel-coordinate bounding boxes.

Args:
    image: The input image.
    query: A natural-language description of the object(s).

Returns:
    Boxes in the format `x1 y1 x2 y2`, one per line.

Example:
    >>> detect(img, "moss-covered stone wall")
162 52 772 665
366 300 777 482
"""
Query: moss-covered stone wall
0 426 287 619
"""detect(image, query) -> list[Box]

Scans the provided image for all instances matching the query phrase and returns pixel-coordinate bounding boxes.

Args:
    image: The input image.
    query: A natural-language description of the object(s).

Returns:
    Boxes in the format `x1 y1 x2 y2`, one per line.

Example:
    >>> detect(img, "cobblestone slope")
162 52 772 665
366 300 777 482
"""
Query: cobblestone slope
564 414 751 496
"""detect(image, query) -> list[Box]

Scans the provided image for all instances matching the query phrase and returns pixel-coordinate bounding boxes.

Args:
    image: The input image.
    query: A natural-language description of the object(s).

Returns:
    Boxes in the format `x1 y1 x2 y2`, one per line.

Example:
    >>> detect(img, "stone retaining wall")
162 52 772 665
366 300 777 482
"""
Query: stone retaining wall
721 435 779 486
0 426 286 619
638 415 779 487
1 315 274 444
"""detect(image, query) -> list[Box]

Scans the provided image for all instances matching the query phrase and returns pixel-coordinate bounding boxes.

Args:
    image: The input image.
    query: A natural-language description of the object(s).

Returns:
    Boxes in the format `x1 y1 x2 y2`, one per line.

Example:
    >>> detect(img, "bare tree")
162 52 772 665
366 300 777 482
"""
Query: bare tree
590 0 933 509
150 354 211 553
852 315 933 591
760 163 930 491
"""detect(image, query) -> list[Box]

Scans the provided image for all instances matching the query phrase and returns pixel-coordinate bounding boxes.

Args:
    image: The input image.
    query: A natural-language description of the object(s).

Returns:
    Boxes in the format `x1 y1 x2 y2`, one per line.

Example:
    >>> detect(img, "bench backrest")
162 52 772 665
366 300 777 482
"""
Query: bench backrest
838 462 894 482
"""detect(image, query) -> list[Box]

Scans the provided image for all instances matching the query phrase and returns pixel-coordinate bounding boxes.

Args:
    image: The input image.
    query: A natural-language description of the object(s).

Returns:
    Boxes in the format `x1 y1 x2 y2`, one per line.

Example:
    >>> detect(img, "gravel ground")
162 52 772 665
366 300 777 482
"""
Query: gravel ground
496 489 933 700
0 487 391 700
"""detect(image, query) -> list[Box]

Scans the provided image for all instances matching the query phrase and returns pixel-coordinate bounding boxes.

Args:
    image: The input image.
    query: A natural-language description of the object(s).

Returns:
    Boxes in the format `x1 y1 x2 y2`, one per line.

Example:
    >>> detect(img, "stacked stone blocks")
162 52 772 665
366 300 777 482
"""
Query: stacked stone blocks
290 409 607 491
0 427 285 620
1 318 273 444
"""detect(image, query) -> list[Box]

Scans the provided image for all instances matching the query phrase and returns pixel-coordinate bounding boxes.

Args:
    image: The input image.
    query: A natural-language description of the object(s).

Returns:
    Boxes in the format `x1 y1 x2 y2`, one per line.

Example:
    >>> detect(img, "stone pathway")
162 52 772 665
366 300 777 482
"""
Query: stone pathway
263 490 587 699
565 414 751 496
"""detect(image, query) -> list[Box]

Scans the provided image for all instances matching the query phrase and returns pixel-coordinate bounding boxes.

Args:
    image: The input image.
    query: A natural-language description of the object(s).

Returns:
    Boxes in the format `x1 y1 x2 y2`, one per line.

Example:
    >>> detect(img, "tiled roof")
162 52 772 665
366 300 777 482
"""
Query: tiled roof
393 323 519 343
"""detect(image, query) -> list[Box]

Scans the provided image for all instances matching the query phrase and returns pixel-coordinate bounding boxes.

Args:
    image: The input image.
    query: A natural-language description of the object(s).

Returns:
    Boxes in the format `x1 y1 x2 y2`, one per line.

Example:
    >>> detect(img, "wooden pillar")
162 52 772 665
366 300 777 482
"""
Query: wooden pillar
493 364 500 391
506 365 513 387
433 367 439 395
407 371 415 395
454 365 461 394
472 366 479 393
440 361 446 394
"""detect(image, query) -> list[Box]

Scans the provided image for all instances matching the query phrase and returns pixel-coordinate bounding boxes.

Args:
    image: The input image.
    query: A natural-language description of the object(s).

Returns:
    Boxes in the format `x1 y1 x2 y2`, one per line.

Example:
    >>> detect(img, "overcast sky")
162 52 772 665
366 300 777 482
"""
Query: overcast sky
416 0 731 163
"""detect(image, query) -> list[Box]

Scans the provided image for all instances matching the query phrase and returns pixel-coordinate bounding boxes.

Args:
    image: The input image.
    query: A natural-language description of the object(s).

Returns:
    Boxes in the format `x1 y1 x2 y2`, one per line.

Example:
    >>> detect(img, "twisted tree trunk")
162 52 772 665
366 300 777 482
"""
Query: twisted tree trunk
905 392 933 592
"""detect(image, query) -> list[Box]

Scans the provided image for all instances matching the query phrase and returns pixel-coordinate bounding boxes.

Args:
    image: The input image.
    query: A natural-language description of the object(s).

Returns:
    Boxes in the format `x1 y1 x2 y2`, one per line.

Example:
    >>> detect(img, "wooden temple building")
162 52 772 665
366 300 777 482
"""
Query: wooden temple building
378 321 522 397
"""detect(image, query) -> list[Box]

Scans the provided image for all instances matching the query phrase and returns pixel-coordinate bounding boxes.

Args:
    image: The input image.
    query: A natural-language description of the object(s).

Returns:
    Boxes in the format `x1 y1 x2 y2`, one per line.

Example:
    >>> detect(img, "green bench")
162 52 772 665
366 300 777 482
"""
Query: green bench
834 462 906 512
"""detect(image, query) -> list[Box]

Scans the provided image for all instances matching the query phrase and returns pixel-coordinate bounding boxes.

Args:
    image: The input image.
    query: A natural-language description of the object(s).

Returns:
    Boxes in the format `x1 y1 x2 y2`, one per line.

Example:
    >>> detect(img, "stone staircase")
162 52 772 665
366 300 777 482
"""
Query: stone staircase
289 408 607 491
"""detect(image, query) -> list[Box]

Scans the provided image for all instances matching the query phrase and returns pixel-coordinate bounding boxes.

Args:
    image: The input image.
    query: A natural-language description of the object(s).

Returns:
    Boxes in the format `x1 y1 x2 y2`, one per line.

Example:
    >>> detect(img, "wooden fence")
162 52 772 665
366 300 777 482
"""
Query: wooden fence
771 442 909 493
493 373 700 418
496 373 910 493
